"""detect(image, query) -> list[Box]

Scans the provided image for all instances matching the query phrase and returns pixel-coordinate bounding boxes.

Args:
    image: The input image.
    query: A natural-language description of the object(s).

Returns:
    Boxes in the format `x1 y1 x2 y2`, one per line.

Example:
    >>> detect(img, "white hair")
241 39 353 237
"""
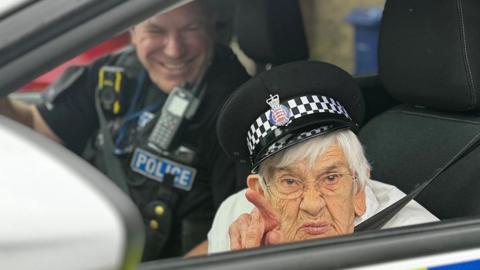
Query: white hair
258 129 371 192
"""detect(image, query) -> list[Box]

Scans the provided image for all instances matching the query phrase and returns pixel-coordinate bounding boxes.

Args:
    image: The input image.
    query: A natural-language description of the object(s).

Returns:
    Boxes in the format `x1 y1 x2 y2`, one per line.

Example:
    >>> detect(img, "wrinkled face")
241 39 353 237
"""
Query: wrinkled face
130 2 214 93
265 144 366 242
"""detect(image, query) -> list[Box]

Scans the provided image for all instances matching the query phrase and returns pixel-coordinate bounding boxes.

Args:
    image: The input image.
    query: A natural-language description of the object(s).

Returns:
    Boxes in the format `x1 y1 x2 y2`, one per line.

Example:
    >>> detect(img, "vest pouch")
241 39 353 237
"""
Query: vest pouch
141 200 172 261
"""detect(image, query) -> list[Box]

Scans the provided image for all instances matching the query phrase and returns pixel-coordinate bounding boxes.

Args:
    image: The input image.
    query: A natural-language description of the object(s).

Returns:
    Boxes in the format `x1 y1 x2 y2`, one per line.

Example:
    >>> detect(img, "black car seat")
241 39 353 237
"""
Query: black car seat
233 0 309 73
359 0 480 220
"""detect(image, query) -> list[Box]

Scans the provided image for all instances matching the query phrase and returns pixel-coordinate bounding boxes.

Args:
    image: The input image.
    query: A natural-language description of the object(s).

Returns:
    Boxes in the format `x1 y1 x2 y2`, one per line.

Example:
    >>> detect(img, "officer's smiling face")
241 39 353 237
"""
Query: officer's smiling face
263 144 366 242
130 2 214 93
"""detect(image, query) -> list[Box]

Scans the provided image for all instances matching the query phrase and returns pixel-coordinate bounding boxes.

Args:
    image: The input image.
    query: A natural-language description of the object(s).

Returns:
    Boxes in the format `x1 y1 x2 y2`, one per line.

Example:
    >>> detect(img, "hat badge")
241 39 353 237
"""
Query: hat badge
267 94 291 126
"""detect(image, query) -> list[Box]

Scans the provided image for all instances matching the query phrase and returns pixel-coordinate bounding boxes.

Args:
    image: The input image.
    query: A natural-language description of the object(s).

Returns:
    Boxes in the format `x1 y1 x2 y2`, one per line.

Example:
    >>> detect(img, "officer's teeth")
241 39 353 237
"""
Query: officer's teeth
164 63 185 70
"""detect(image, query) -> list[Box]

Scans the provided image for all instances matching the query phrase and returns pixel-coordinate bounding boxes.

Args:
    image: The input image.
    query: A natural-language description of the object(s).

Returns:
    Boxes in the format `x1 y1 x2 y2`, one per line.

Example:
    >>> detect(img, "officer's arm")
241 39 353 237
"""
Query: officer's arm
0 97 62 143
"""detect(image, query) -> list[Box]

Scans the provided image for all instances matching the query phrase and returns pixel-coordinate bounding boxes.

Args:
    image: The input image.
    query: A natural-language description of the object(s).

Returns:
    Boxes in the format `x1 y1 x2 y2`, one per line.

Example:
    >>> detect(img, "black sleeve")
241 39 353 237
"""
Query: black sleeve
206 45 251 209
210 147 249 209
36 62 103 154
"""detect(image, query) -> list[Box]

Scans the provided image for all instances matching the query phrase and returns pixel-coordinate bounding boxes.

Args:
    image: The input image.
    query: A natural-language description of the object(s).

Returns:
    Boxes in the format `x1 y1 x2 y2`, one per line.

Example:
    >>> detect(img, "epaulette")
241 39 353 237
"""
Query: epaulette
43 66 86 110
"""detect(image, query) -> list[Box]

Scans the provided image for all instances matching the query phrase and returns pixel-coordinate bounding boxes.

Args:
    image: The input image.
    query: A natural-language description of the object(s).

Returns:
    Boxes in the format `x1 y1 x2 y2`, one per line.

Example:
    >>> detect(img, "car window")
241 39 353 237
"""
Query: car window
2 0 480 269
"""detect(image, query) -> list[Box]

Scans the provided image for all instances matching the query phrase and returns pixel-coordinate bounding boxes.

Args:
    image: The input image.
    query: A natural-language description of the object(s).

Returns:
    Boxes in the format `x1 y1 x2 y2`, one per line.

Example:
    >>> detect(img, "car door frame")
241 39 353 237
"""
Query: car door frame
140 217 480 270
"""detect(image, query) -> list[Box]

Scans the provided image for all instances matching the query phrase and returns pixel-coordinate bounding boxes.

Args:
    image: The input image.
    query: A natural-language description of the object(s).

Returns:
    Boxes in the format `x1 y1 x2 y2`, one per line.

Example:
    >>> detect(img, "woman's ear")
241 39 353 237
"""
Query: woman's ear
247 174 265 196
354 188 366 216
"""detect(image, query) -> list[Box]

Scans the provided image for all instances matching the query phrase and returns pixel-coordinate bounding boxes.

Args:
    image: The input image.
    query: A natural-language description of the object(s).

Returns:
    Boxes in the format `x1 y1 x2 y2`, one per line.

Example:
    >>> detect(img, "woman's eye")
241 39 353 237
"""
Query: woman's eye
280 179 298 186
325 174 340 183
285 179 295 185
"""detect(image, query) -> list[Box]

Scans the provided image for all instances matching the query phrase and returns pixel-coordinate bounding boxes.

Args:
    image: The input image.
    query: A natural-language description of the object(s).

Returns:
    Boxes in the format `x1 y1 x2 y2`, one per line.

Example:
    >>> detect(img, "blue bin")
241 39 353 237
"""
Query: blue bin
345 7 383 75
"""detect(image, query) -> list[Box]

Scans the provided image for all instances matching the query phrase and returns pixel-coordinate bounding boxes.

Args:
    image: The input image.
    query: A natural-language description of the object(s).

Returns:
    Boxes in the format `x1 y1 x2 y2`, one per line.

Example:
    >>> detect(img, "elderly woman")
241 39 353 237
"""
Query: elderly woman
208 61 438 253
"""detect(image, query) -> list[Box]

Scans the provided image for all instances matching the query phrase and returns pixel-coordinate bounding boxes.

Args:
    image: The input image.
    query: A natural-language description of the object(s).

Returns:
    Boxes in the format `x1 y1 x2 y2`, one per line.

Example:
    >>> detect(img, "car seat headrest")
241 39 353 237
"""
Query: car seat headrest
234 0 309 66
379 0 480 112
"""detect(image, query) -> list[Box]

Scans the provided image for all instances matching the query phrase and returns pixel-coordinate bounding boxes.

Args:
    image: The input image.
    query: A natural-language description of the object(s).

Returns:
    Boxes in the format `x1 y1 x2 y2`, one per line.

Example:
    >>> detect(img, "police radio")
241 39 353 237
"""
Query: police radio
148 72 207 153
147 84 198 151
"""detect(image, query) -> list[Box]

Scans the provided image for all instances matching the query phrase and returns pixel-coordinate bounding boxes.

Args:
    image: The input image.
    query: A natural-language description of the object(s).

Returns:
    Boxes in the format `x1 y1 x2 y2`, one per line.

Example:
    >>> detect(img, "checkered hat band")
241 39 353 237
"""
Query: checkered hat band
262 125 333 158
246 95 351 155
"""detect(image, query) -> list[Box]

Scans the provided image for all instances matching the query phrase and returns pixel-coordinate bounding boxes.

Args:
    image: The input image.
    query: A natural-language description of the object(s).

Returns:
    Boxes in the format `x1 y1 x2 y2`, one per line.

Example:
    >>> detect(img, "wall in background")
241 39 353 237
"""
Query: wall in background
300 0 385 73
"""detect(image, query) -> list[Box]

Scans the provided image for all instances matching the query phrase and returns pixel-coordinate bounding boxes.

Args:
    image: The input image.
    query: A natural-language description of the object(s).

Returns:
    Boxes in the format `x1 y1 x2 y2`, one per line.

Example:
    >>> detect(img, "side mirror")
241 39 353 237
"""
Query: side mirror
0 116 144 270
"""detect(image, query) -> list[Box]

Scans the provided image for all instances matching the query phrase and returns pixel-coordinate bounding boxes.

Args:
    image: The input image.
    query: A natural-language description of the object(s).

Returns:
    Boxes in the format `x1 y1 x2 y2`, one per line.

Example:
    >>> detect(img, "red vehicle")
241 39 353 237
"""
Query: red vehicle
20 32 130 91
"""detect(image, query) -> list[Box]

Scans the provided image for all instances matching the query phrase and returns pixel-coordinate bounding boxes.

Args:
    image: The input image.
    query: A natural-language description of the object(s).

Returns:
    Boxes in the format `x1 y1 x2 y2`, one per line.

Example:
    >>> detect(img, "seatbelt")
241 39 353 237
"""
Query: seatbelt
355 132 480 232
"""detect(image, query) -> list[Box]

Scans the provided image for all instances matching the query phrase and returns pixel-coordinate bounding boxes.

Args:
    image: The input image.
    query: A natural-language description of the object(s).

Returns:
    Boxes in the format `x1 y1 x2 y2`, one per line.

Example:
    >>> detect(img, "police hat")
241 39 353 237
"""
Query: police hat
217 61 365 171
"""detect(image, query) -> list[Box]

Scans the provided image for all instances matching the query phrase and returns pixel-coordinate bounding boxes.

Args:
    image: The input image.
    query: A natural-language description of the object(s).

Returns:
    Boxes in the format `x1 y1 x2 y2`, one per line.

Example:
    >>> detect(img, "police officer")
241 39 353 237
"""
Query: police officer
0 1 249 260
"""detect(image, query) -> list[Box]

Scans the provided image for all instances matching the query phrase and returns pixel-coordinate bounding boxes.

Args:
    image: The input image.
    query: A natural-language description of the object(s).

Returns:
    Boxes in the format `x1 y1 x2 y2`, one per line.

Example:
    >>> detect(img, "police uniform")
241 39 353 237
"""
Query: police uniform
210 61 437 253
37 44 250 260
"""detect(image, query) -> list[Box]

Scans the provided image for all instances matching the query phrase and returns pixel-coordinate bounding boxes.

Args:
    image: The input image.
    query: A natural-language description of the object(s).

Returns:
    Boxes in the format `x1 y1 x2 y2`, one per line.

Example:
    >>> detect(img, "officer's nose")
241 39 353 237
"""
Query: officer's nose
164 31 185 59
299 188 326 217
